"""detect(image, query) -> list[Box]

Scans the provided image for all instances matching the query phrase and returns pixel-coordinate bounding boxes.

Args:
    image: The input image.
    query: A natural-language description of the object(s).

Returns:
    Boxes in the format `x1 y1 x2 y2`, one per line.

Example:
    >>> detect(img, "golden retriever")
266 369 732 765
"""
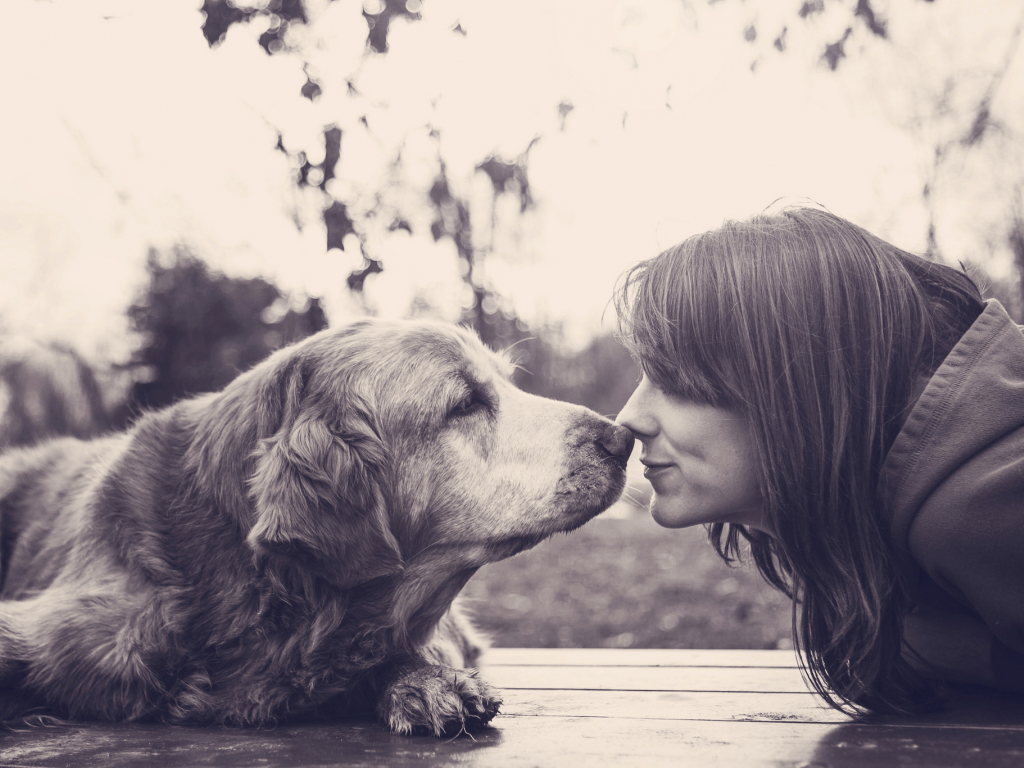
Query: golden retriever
0 319 632 735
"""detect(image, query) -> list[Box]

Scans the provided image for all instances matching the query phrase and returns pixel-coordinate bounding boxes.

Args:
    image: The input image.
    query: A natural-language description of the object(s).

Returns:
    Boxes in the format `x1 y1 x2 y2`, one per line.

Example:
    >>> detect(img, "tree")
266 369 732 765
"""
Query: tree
882 7 1024 312
196 0 552 340
727 0 933 71
196 0 1022 344
424 136 540 344
514 332 639 418
123 248 327 416
199 0 428 299
0 338 110 449
727 0 1024 311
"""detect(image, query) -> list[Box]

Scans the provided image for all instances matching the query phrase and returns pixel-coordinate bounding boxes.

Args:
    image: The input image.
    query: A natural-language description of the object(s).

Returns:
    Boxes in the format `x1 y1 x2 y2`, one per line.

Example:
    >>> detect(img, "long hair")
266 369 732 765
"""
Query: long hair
615 205 984 714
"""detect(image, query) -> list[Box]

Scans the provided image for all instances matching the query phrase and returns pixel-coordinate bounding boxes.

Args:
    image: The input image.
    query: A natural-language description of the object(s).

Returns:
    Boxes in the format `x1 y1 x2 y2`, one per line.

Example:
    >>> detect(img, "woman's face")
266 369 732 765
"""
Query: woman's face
616 375 765 531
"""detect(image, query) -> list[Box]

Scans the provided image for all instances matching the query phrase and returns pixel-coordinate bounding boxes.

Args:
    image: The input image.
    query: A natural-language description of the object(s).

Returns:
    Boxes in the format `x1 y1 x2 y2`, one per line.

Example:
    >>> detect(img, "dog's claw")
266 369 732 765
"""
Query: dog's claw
378 665 502 736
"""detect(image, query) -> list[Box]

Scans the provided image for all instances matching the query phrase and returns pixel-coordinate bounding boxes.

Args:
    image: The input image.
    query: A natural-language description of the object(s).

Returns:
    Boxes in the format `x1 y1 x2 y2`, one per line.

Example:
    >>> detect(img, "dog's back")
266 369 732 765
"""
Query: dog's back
0 437 130 603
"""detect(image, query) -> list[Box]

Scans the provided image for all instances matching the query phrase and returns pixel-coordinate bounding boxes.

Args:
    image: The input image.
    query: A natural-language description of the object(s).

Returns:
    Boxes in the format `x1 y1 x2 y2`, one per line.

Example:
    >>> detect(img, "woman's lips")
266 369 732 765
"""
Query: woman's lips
642 463 675 483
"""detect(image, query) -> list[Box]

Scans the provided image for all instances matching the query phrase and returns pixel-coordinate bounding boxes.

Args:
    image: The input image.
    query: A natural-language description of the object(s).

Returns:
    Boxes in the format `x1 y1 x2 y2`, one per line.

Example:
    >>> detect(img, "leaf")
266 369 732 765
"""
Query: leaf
200 0 252 47
798 0 825 20
476 156 517 194
301 75 323 102
558 100 574 131
363 0 423 53
854 0 887 39
822 27 852 70
297 154 314 187
774 27 787 53
324 201 355 250
321 126 342 187
201 0 307 51
346 259 383 292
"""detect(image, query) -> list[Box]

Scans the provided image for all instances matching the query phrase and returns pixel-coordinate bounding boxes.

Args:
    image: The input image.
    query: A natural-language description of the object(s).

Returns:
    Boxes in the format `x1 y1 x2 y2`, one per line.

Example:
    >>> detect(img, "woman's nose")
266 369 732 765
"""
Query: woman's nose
616 382 657 438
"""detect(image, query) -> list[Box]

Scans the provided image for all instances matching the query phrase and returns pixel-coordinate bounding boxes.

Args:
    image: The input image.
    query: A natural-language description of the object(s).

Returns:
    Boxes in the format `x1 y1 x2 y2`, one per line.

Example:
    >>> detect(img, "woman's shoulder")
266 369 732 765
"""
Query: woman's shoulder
906 422 1024 650
882 300 1024 549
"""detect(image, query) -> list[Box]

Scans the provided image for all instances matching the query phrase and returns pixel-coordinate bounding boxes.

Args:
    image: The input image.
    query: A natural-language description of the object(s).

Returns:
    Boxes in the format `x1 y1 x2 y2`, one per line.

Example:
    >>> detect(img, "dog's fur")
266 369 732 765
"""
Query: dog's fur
0 319 632 735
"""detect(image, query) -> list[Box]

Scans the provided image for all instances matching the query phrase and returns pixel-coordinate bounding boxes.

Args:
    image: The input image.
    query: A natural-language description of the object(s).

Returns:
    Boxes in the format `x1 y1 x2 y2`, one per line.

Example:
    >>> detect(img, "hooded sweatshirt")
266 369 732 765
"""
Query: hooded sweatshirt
880 299 1024 690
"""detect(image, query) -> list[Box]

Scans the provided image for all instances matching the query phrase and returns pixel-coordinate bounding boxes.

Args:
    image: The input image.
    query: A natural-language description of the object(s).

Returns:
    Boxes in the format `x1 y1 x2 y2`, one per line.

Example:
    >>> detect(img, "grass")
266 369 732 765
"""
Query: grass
461 511 794 650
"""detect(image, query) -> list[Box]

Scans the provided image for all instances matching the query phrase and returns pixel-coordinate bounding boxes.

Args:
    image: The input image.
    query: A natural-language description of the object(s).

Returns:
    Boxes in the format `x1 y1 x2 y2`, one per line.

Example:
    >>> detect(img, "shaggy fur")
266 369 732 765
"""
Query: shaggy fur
0 319 632 735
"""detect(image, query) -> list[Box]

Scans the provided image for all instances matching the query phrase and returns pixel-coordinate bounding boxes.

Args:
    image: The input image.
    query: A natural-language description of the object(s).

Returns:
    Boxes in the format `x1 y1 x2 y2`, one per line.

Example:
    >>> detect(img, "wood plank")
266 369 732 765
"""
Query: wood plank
499 688 1024 729
1 716 1023 768
501 687 851 724
483 664 811 693
484 647 800 668
0 648 1019 767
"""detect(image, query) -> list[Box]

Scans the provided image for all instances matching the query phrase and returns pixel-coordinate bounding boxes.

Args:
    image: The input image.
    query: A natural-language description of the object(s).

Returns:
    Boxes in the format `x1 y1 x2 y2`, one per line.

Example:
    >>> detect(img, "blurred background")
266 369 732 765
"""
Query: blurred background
2 0 1023 651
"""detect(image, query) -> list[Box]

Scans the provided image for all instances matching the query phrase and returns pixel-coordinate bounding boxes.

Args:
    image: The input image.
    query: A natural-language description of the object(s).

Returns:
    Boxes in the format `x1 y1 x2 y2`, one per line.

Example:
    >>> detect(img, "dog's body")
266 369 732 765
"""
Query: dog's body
0 319 632 734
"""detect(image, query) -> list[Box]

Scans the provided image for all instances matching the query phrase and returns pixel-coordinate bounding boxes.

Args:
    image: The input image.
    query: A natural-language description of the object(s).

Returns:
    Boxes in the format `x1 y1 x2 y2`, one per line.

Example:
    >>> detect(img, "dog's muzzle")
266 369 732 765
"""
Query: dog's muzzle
598 423 635 462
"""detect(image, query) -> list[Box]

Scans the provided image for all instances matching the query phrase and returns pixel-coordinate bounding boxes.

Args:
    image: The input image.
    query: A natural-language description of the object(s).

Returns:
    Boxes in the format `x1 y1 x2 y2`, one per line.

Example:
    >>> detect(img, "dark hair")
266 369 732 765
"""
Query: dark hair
615 205 985 714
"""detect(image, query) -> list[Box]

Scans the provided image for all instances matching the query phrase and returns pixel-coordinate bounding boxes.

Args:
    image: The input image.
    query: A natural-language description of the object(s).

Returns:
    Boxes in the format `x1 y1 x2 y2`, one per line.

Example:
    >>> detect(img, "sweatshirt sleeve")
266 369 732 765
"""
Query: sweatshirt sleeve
991 638 1024 692
906 425 1024 676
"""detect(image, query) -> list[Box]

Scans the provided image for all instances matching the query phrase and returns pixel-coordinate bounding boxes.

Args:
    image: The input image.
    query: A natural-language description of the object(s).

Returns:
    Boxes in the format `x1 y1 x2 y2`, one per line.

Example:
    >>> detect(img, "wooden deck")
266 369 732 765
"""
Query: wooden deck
1 648 1023 767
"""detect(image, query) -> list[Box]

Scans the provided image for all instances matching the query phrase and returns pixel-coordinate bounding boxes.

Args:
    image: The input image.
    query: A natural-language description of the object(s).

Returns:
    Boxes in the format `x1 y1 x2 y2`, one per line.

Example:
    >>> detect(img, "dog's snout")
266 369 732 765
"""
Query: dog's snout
598 423 635 460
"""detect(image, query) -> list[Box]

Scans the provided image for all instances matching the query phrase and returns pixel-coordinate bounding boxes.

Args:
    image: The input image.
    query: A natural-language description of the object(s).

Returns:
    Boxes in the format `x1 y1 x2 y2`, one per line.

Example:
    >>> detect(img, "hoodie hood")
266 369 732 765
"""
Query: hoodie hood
880 299 1024 550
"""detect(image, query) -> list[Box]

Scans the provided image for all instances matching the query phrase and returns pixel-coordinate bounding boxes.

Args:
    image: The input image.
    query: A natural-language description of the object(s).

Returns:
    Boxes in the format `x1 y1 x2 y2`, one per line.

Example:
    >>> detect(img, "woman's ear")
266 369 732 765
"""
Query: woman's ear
247 380 402 588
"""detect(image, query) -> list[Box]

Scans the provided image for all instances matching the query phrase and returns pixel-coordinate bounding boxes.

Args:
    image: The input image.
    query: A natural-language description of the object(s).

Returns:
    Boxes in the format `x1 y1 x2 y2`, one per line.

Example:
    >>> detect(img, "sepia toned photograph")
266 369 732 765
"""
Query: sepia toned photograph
1 0 1023 765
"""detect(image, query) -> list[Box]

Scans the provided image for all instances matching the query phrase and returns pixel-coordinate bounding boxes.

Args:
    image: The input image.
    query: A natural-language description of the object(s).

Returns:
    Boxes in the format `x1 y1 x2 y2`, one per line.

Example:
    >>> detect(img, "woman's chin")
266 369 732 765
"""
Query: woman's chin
649 495 695 529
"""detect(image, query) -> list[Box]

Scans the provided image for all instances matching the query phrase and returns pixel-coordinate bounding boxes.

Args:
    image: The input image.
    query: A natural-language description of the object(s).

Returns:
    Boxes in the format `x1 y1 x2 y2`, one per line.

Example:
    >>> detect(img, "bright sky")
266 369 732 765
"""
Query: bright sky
1 0 1022 361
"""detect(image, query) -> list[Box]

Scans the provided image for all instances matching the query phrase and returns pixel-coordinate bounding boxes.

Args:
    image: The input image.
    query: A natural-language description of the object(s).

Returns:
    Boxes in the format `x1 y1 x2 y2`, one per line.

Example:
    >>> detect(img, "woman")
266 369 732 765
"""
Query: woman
614 205 1024 714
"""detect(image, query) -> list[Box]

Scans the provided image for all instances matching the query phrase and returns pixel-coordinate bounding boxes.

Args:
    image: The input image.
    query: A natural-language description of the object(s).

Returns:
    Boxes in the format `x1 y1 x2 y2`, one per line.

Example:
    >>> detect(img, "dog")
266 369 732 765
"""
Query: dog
0 319 633 735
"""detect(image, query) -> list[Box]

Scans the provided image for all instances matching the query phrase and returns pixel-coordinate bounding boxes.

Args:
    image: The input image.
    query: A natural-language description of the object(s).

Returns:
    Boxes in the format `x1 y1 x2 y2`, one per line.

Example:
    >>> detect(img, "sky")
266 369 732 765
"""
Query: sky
1 0 1022 361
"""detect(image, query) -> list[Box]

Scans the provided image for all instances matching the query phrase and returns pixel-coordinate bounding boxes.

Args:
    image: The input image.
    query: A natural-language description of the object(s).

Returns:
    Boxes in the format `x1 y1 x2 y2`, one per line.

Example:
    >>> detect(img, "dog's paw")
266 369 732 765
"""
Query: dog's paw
377 664 502 736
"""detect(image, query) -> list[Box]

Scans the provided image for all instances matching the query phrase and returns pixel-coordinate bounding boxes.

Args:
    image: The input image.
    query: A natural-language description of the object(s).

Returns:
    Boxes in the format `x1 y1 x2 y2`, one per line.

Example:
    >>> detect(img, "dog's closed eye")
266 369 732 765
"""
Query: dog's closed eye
449 389 491 419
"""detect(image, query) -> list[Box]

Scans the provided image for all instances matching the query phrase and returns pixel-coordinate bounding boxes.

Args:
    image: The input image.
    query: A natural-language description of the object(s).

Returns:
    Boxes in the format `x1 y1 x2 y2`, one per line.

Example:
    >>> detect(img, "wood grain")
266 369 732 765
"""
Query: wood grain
484 647 801 667
2 716 1024 768
0 649 1021 767
483 663 810 693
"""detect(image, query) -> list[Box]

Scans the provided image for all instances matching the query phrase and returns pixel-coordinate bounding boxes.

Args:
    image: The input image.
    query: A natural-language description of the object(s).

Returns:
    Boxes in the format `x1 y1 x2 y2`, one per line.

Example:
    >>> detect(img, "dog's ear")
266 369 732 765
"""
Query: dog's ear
246 361 402 588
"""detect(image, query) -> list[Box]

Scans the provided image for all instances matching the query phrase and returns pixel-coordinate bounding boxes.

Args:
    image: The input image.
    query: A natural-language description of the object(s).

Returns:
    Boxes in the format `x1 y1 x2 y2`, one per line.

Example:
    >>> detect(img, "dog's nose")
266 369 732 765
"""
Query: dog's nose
598 423 635 459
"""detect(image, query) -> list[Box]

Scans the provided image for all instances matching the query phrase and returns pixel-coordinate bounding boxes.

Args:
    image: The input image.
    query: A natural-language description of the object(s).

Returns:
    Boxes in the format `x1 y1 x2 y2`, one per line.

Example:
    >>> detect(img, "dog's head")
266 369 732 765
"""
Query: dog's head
240 319 632 596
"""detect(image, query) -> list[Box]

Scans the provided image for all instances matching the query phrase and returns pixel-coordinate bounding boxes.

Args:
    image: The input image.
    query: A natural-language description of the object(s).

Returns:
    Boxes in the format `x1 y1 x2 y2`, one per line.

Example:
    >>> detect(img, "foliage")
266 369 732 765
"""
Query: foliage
196 0 550 337
734 0 932 70
196 0 993 335
362 0 422 54
425 139 540 342
0 339 110 449
122 248 327 418
117 243 637 442
200 0 428 298
514 332 639 419
463 515 793 650
200 0 307 54
200 0 419 54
